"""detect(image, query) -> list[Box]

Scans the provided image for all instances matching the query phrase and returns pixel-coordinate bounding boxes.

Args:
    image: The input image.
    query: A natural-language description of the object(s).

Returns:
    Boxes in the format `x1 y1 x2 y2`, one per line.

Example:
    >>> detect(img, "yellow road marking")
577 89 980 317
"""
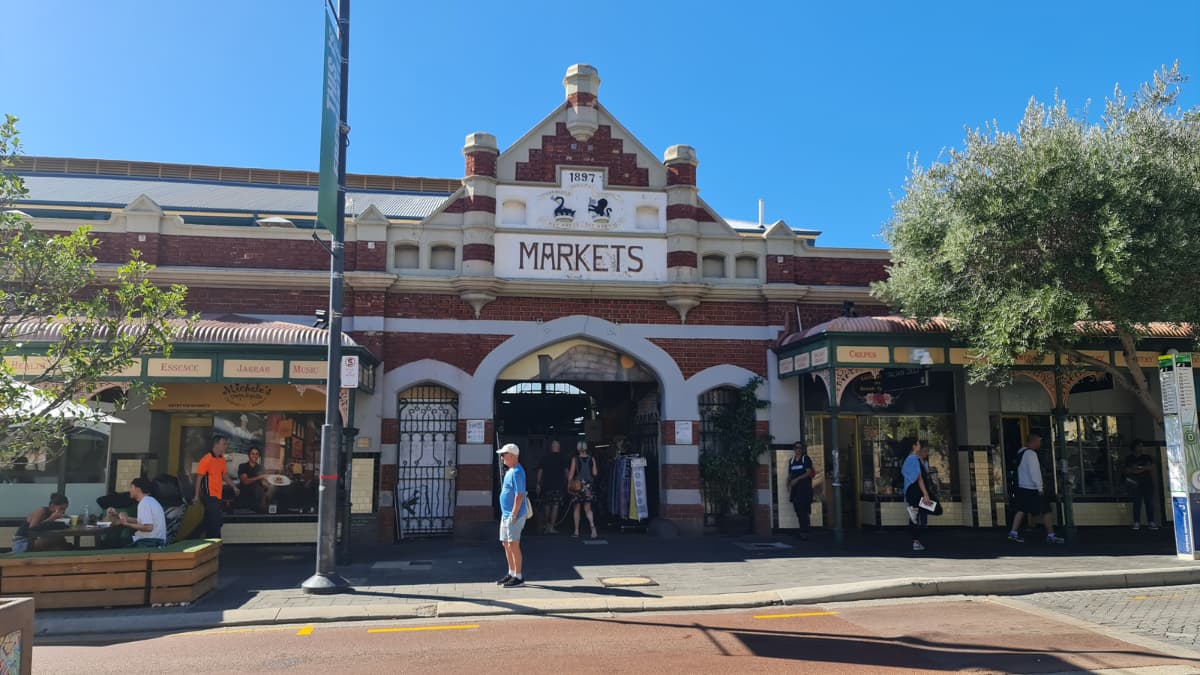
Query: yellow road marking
368 624 480 634
754 611 838 620
186 626 297 636
296 625 314 636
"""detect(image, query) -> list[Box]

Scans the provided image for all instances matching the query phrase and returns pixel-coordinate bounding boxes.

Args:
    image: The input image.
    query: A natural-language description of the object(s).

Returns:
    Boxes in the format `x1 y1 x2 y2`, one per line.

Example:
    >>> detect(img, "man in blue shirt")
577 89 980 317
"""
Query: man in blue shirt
496 443 531 588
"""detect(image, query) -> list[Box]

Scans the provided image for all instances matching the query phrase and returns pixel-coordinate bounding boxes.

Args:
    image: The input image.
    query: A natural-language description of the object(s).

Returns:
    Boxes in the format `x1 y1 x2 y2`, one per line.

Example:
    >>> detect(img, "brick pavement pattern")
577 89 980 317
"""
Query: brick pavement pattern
1024 584 1200 652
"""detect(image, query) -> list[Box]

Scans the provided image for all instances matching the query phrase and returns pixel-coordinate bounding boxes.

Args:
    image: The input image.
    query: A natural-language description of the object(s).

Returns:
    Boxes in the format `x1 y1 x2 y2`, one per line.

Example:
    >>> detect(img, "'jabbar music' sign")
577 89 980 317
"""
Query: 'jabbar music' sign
495 233 666 281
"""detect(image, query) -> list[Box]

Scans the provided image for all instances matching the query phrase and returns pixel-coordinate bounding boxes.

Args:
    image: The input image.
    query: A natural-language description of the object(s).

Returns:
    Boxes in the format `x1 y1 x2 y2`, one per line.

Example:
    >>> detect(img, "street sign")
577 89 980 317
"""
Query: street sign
1158 353 1200 560
316 8 341 234
340 355 359 389
881 367 929 393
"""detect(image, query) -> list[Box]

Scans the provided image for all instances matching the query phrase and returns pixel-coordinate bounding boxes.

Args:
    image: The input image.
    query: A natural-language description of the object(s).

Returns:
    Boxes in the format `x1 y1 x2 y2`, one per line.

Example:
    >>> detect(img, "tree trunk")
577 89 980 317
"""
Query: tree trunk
1064 336 1164 426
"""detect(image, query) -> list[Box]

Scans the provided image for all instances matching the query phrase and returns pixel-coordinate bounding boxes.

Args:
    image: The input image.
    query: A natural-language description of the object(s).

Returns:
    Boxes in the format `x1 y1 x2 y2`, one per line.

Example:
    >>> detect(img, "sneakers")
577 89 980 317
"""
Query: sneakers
1007 531 1025 543
912 541 925 552
1149 522 1160 531
1132 522 1141 531
496 574 513 585
906 505 919 524
1046 534 1065 544
502 576 525 588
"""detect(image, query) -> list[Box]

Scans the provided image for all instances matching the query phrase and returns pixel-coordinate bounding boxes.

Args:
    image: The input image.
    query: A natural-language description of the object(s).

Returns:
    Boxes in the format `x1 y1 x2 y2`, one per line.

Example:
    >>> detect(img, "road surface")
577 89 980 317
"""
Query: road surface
35 597 1200 674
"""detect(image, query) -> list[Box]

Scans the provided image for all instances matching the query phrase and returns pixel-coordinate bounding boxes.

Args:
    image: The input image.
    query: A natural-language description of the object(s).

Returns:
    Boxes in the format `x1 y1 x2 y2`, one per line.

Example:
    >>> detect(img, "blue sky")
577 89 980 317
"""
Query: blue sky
5 1 1197 248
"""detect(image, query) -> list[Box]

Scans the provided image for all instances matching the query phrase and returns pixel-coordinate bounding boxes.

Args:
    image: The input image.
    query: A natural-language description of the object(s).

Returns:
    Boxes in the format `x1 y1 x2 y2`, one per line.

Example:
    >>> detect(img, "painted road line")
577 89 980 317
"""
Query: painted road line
296 625 314 636
367 624 480 634
753 611 838 620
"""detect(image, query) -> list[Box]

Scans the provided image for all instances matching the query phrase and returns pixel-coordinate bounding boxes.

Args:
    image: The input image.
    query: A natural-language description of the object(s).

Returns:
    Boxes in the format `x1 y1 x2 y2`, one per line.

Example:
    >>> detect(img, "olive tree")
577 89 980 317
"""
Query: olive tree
875 64 1200 424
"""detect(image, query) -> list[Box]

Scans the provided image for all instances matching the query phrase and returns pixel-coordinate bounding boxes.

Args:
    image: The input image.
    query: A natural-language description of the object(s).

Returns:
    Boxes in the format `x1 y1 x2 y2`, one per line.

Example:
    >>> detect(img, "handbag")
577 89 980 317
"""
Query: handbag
568 479 583 495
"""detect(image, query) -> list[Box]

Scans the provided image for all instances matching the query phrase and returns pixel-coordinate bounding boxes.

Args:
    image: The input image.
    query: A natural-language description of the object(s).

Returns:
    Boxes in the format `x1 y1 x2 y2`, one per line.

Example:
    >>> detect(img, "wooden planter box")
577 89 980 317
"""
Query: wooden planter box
0 540 220 610
0 597 33 675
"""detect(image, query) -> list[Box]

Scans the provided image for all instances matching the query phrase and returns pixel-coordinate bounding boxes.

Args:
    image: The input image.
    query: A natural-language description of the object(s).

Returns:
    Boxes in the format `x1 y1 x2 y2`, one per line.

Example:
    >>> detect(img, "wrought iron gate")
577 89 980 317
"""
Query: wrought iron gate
394 385 458 538
699 386 738 524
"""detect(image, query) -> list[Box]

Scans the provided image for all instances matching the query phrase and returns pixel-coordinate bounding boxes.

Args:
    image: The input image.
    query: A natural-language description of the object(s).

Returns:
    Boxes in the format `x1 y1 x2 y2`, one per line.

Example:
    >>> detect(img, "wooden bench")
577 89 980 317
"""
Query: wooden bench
0 540 220 610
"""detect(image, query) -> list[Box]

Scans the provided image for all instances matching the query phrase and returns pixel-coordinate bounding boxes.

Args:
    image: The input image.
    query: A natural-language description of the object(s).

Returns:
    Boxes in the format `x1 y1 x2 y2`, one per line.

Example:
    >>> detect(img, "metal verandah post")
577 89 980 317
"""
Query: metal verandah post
303 0 351 595
828 366 844 546
1053 360 1077 542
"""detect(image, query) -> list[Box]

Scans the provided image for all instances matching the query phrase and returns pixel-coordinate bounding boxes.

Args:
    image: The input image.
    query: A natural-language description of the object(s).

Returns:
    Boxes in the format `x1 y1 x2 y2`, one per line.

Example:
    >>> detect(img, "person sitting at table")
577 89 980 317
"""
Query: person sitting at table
10 493 69 553
114 477 167 548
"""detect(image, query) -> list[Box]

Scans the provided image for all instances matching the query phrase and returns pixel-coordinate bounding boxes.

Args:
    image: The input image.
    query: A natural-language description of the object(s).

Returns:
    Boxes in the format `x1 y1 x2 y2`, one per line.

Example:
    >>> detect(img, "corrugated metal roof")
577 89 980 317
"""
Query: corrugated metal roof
778 316 1195 347
11 318 360 349
17 174 451 220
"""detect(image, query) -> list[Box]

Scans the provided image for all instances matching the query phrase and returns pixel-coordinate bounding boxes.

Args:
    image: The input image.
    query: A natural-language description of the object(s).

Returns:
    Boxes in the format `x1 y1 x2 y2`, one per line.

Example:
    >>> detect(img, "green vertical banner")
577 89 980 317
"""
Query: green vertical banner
316 8 342 234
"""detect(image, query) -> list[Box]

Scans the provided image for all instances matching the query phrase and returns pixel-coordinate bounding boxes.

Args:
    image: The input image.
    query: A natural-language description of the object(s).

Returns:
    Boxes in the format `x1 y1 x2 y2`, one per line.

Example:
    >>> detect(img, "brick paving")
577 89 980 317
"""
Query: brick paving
1023 583 1200 652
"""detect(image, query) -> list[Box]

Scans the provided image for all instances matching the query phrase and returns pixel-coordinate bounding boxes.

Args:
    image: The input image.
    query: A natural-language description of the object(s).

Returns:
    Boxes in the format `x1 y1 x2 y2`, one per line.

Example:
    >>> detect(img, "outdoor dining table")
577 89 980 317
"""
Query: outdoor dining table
27 525 112 549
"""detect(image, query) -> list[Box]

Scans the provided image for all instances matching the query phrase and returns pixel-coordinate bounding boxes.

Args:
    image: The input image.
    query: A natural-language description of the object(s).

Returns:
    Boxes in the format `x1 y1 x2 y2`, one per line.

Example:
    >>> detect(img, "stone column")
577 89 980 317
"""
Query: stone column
664 145 699 284
454 418 496 539
461 132 498 276
661 419 704 535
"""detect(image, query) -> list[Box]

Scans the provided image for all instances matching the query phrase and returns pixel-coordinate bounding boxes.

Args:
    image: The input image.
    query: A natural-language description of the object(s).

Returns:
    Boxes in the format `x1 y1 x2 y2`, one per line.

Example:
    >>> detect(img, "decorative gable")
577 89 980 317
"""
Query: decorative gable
514 122 650 187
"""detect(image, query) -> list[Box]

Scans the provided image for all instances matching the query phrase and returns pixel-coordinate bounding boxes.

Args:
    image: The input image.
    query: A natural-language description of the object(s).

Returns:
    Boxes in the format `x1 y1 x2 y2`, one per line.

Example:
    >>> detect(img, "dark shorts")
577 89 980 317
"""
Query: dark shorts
1015 488 1045 516
541 489 564 505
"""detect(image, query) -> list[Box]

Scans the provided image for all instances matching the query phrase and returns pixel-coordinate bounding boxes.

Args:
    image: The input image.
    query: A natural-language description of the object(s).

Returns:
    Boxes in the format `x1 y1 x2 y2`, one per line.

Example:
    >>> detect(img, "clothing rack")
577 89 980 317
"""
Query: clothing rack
604 454 649 532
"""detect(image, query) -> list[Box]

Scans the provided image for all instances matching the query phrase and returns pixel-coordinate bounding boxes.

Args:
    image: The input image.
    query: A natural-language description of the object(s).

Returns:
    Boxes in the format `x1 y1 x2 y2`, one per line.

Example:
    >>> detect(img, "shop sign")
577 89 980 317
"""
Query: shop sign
149 382 326 411
494 233 667 282
222 359 284 379
289 361 327 380
794 352 810 371
147 358 212 378
674 420 694 445
466 419 486 444
1117 351 1162 368
880 367 929 393
3 355 52 376
778 356 795 375
811 347 829 367
106 361 142 378
836 346 889 364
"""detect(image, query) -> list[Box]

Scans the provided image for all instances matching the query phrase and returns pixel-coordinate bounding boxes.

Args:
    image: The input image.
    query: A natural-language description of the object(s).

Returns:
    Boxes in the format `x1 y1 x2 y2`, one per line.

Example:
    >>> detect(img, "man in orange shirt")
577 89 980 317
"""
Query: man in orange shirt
193 435 240 538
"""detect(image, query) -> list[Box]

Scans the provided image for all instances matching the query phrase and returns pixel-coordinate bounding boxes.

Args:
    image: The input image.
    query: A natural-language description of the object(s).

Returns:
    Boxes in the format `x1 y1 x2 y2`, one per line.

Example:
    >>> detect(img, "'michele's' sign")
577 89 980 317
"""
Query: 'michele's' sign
495 233 666 281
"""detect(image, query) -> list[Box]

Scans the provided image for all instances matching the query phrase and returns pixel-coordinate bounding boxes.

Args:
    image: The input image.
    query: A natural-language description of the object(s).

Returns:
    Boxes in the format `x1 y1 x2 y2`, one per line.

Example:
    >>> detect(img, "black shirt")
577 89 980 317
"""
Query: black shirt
1124 454 1154 488
538 452 569 492
788 454 814 501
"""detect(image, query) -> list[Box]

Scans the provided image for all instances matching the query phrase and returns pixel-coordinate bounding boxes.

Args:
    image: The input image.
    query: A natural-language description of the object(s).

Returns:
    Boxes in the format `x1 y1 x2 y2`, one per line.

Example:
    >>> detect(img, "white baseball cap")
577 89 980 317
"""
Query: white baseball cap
496 443 520 457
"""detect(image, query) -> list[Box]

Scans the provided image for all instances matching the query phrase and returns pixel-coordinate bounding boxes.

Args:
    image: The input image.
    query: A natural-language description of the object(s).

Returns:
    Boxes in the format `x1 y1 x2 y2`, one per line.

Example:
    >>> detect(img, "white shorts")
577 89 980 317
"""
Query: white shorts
499 514 527 542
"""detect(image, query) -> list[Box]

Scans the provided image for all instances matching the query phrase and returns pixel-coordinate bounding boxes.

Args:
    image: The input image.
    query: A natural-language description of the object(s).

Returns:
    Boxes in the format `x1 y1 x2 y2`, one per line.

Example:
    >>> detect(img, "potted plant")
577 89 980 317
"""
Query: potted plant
699 377 772 535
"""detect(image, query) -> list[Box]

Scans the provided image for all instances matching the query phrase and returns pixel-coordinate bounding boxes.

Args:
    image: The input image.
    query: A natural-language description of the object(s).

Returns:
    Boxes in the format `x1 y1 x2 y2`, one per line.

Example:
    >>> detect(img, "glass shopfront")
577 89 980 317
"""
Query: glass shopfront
151 383 329 519
0 431 109 518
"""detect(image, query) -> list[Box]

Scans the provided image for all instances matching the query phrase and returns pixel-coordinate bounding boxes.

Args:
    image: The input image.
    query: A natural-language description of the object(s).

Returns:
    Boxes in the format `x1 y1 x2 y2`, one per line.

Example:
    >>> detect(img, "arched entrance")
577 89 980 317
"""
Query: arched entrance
493 338 661 534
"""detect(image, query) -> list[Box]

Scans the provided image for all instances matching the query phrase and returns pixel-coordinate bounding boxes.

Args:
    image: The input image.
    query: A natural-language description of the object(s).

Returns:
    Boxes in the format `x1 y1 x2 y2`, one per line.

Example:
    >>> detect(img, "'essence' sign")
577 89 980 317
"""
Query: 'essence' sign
495 233 666 281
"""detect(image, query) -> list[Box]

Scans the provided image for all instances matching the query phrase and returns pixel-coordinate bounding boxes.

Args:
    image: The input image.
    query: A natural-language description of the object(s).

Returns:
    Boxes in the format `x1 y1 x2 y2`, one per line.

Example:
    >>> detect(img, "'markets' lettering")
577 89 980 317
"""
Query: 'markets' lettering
515 241 647 274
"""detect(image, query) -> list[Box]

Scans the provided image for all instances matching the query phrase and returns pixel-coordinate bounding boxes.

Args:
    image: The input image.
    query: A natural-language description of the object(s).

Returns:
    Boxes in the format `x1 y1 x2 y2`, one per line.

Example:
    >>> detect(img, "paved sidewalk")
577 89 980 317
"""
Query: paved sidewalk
33 526 1200 636
1022 584 1200 653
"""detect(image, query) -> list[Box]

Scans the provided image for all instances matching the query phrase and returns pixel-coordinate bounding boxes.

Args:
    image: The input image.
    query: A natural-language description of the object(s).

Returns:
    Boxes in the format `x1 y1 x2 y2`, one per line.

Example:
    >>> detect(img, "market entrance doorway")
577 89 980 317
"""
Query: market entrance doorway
493 340 660 535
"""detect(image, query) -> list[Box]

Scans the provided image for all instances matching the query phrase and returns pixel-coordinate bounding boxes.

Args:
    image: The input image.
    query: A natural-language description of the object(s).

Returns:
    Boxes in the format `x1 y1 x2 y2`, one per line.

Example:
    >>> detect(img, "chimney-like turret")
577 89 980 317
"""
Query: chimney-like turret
563 64 601 141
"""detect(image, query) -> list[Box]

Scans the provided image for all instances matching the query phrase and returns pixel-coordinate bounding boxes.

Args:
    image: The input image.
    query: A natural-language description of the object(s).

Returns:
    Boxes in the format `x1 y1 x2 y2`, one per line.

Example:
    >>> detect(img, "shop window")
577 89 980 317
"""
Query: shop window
0 430 110 518
858 416 957 499
430 245 456 271
394 244 419 270
701 254 726 279
735 255 758 279
1062 415 1131 497
501 199 526 226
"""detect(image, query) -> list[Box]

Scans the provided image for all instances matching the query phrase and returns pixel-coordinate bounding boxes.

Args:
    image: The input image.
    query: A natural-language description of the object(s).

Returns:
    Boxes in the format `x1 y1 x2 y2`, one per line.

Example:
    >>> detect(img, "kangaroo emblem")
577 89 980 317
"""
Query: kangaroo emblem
588 198 612 218
552 196 575 218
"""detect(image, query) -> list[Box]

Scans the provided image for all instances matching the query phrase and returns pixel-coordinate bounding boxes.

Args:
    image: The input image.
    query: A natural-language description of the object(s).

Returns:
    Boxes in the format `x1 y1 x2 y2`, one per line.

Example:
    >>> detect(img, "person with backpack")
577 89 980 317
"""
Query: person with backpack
1007 433 1065 544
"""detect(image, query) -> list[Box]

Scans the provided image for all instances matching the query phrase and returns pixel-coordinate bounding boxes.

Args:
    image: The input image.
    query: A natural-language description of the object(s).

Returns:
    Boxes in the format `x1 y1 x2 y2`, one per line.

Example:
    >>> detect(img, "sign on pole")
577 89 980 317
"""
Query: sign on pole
316 8 341 234
340 355 359 389
1158 353 1200 559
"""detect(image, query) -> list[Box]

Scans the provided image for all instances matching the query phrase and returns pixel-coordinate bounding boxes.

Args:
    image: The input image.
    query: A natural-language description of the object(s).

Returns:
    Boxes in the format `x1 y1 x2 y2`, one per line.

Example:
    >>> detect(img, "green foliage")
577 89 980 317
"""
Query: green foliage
875 64 1200 422
0 115 193 463
699 377 772 518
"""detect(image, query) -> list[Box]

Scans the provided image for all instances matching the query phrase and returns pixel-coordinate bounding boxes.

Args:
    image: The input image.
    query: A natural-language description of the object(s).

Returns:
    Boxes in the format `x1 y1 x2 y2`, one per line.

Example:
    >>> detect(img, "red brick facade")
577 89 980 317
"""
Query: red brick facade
515 124 650 187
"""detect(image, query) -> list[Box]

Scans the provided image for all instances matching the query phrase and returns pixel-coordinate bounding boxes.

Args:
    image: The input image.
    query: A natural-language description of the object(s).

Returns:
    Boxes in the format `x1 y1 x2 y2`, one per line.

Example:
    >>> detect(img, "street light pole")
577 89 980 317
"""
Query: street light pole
303 0 351 595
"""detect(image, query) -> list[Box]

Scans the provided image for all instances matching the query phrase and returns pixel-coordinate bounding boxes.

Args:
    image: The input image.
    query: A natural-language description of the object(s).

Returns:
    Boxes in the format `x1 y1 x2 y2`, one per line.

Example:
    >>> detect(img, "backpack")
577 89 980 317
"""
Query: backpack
1006 448 1029 504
